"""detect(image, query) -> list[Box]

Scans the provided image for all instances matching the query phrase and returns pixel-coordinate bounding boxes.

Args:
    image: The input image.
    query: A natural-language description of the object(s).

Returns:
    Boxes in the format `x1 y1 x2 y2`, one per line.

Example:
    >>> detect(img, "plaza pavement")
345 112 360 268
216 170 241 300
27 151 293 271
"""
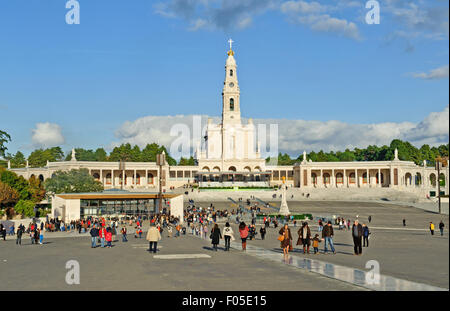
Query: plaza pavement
0 228 360 291
1 200 448 290
189 200 449 289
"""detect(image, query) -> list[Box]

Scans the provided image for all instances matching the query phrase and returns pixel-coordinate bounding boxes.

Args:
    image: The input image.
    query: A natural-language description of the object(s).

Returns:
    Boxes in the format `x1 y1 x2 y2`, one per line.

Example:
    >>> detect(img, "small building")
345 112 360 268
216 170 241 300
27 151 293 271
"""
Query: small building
51 190 184 223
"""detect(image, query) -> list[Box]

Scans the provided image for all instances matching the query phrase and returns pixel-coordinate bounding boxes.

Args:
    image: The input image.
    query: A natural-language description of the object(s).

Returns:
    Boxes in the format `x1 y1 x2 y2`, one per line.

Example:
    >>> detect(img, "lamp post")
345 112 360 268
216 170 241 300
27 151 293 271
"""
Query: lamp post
156 152 166 214
436 159 442 214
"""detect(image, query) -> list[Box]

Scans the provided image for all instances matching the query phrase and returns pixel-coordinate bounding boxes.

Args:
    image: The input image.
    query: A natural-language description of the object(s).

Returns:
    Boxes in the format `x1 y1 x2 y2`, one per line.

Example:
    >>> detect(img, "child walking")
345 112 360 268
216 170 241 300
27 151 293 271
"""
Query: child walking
312 234 321 254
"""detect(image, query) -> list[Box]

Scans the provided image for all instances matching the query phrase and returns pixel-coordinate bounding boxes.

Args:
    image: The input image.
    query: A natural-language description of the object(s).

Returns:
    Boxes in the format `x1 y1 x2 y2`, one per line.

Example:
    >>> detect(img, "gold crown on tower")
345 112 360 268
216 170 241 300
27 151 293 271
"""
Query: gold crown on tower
227 49 234 56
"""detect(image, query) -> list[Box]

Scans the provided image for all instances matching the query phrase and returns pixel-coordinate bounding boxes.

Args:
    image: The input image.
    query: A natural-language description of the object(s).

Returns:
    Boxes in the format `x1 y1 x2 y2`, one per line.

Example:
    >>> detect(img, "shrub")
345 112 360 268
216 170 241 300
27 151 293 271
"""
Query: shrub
14 200 36 218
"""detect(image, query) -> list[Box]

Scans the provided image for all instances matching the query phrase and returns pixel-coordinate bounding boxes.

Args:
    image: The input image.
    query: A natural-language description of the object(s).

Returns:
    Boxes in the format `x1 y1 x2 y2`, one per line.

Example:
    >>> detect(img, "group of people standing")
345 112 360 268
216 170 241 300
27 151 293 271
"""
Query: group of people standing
277 219 372 257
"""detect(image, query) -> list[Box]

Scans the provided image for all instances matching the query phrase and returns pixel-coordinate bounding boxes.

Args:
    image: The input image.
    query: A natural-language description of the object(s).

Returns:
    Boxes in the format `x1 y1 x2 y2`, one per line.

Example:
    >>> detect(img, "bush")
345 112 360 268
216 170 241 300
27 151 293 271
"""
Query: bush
14 200 36 218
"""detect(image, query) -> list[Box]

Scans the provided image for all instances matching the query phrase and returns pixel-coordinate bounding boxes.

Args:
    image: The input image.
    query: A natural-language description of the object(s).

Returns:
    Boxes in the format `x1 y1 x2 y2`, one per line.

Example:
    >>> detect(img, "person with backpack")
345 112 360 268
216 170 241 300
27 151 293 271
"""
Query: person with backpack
223 222 234 251
362 223 370 247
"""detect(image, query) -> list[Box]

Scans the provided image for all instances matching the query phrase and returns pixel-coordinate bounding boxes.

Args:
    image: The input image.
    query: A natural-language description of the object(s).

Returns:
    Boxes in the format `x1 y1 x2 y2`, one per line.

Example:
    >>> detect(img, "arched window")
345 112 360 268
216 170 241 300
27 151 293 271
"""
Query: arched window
136 173 141 185
106 173 112 185
230 69 233 77
147 173 154 185
349 173 356 184
336 173 344 184
230 98 234 111
311 173 317 185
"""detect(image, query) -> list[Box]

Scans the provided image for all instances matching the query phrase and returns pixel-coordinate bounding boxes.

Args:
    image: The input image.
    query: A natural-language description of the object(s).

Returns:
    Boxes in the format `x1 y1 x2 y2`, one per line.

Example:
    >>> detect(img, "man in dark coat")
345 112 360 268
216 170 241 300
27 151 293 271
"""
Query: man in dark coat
352 220 363 255
322 221 336 254
297 222 312 254
259 227 266 240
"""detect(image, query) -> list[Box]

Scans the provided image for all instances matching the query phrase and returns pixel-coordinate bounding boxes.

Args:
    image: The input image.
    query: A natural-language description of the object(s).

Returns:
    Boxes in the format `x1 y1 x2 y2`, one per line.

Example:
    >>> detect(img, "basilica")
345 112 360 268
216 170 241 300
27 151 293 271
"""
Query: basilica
8 41 449 197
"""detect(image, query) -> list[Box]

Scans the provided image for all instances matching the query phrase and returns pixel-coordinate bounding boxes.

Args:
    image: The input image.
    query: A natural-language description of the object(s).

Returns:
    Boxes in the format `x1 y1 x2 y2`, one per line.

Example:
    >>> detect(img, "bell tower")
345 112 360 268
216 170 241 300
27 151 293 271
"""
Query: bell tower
222 39 241 125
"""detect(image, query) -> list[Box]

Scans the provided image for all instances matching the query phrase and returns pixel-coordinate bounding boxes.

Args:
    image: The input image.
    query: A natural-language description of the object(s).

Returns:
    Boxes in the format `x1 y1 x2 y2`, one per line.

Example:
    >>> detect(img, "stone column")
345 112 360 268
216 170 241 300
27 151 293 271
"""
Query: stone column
134 169 137 187
122 170 125 187
355 169 358 188
100 169 103 186
378 168 381 187
344 169 347 188
366 169 369 187
112 170 115 187
145 169 149 189
319 169 323 188
331 169 335 187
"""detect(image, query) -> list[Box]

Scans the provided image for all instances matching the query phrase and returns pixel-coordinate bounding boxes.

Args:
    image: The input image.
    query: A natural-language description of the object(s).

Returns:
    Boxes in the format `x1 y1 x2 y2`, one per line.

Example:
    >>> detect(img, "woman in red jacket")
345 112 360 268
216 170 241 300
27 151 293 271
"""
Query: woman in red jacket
105 229 112 248
238 222 249 251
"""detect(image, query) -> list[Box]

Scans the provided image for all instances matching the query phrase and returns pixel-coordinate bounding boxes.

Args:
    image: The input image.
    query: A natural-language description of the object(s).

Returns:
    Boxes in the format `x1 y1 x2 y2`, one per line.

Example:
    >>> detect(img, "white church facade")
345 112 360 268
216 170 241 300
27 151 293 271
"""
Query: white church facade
8 41 449 196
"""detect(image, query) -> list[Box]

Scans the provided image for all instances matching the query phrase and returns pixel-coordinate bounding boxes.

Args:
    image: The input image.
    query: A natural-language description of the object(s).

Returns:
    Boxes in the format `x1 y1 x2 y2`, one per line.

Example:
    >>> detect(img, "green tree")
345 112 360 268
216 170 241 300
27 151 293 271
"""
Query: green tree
94 148 108 161
44 169 104 194
8 151 26 168
0 168 32 201
0 130 11 158
0 181 19 209
178 156 195 166
13 200 36 217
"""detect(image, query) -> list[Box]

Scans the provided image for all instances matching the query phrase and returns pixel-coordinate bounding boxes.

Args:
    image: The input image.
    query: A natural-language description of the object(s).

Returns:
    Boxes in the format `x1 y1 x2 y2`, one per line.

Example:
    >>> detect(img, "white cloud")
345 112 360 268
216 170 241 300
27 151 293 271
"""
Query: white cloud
114 106 449 157
412 65 449 80
280 1 361 40
31 123 65 148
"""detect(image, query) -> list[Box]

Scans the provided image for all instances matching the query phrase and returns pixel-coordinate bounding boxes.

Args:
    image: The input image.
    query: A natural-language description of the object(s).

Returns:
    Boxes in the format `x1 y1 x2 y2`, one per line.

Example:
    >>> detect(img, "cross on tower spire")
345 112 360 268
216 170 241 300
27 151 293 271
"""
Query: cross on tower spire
228 38 234 51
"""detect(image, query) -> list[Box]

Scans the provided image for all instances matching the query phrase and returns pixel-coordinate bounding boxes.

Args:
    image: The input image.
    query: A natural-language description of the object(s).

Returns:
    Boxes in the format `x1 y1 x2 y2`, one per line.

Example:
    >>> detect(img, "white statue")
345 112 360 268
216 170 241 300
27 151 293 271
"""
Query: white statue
394 148 399 161
71 148 77 161
279 177 290 216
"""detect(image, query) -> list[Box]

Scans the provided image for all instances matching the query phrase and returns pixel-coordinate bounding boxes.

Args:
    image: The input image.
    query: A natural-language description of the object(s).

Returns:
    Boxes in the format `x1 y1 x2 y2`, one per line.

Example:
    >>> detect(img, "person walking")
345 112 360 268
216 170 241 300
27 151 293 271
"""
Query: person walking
238 222 249 251
279 224 292 256
352 220 363 255
403 219 406 227
99 226 107 248
297 222 311 254
362 223 370 247
259 226 266 240
439 221 445 236
16 225 23 245
167 225 173 238
121 227 128 242
33 228 39 245
312 234 321 254
223 222 234 251
146 223 161 253
368 215 372 223
105 229 112 248
90 226 99 248
39 228 44 245
210 224 222 251
429 222 435 235
322 221 336 254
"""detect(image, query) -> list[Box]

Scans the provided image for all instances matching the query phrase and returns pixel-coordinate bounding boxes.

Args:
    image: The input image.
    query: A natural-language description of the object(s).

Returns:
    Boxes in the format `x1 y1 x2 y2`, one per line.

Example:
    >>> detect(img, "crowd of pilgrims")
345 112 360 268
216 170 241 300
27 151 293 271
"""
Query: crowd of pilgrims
2 198 379 256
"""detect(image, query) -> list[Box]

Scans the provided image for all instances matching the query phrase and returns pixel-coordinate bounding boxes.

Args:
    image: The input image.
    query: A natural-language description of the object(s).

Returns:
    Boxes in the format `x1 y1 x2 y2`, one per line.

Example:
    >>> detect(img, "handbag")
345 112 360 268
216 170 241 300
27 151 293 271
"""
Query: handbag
277 235 285 242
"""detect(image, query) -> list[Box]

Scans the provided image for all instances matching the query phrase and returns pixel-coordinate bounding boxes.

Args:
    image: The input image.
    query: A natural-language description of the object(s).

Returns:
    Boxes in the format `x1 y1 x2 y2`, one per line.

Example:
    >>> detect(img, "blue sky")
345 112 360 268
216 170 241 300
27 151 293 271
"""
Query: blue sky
0 0 448 157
